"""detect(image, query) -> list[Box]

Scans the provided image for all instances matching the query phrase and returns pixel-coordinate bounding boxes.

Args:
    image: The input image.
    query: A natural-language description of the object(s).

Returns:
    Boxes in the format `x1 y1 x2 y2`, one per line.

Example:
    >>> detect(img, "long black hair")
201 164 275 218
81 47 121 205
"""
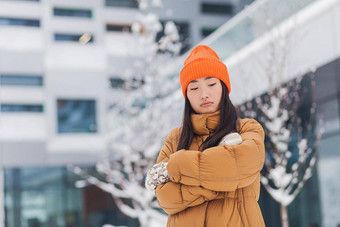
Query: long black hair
177 81 239 151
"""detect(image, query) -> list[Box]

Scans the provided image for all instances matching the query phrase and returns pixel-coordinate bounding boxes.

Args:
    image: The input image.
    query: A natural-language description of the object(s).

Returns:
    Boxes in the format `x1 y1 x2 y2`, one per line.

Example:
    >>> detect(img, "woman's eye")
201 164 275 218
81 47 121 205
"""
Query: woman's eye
190 87 198 91
208 83 216 87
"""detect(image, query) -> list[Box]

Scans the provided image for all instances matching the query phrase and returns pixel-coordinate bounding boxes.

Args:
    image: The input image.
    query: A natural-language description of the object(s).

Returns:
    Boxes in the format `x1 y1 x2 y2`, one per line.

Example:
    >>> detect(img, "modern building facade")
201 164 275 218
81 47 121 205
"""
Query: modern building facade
4 0 339 226
0 0 250 226
138 0 339 226
209 0 340 226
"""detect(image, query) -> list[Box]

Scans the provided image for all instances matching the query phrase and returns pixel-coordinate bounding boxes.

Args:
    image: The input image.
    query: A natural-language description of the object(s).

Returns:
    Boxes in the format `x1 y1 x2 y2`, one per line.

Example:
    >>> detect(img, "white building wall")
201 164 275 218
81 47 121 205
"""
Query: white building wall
0 0 237 165
0 1 240 226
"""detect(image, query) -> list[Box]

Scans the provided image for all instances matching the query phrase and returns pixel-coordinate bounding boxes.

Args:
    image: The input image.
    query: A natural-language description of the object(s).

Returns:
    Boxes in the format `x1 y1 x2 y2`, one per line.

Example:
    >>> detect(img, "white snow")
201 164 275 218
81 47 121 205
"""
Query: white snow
72 1 183 226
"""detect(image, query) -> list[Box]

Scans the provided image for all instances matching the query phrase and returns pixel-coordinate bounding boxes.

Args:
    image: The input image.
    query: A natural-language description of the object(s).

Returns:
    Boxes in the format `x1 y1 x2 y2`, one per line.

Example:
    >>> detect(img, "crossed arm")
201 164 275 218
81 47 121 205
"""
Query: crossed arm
152 119 265 215
154 133 225 215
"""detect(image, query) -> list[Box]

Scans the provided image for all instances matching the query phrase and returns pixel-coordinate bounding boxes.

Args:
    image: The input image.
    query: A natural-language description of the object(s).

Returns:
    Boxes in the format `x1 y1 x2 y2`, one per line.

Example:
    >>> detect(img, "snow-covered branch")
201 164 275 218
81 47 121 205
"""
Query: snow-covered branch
72 1 183 226
240 2 323 226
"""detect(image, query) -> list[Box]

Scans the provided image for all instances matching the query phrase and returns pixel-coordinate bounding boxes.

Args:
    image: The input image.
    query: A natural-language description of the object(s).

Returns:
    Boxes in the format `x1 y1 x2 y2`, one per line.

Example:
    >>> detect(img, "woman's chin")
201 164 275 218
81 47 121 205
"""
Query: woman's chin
196 107 218 114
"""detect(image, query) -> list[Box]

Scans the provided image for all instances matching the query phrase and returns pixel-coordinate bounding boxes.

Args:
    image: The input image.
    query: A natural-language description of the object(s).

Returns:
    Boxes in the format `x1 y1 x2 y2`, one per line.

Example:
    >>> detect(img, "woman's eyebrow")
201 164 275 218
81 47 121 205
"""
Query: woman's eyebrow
190 77 213 84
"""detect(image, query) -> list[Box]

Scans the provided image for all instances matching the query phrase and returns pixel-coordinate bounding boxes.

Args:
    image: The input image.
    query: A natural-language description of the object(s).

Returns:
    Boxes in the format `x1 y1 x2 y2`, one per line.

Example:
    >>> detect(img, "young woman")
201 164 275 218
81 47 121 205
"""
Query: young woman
146 45 266 226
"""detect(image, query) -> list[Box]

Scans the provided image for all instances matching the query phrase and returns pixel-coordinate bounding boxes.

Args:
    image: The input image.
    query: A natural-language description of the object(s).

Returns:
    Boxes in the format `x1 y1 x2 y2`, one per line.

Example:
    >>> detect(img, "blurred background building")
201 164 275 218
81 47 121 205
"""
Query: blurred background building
0 0 254 226
1 0 340 227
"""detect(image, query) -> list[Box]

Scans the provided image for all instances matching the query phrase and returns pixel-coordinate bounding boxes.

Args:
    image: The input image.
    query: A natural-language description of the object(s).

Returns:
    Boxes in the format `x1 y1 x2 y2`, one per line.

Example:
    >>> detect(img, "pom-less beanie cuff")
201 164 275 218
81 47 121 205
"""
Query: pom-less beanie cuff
179 45 231 98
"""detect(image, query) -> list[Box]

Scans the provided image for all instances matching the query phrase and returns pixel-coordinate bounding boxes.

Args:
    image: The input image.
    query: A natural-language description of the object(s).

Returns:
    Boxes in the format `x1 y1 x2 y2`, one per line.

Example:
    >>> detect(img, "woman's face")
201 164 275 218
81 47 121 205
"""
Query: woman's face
187 77 222 114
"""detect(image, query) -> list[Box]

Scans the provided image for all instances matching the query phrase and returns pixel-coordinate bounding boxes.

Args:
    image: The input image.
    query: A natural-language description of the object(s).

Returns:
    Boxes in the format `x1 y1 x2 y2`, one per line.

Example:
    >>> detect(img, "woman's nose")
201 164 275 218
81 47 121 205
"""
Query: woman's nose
200 89 209 99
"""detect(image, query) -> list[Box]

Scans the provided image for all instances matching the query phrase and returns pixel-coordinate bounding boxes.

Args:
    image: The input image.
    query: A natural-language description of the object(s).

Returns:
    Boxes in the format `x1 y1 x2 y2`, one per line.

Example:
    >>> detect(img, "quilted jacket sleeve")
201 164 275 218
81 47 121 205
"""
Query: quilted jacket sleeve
166 119 265 192
156 182 224 215
155 128 225 215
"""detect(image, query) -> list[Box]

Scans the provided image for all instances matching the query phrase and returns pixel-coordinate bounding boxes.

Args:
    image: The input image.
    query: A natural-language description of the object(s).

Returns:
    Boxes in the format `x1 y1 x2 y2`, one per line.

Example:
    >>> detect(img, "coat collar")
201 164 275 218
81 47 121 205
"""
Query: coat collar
191 110 220 136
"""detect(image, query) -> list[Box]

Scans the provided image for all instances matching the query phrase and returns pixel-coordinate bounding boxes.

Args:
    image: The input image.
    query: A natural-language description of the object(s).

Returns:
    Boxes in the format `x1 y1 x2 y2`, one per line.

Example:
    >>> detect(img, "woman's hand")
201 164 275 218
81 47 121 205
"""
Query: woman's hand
219 132 242 145
145 162 170 192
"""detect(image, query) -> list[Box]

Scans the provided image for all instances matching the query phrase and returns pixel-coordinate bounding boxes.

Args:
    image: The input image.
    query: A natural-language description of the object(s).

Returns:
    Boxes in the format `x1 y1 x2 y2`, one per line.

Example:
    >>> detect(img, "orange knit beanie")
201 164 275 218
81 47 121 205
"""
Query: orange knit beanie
180 45 231 97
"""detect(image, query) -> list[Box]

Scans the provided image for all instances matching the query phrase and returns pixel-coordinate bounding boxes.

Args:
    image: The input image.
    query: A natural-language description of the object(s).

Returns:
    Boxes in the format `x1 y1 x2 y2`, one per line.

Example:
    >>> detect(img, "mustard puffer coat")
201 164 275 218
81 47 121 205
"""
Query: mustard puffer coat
155 111 266 227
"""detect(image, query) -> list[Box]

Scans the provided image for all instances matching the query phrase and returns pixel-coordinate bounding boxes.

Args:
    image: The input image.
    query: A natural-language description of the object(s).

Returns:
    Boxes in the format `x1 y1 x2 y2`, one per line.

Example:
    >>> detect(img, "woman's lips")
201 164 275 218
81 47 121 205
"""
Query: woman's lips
201 102 213 107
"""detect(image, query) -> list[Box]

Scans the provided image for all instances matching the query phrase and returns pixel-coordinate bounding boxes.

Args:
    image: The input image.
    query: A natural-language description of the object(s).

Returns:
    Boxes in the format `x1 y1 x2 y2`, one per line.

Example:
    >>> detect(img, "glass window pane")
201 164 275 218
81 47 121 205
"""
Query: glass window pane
0 17 40 27
0 75 43 86
54 33 80 42
4 167 84 227
336 58 340 91
201 27 217 38
109 77 125 88
201 3 233 15
315 60 338 102
20 168 63 189
54 33 94 43
4 167 140 226
317 134 340 227
106 24 131 32
1 104 43 112
105 0 138 8
316 99 340 136
210 18 253 60
57 99 97 133
54 8 92 18
208 0 317 60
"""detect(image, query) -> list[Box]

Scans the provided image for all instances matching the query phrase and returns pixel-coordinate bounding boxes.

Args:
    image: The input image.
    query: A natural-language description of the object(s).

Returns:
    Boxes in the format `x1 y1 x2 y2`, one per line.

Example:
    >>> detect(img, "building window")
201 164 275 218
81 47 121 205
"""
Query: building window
4 167 82 227
4 167 139 227
57 99 97 133
105 0 138 8
54 33 93 43
109 77 125 88
201 3 233 15
316 99 340 136
0 74 43 86
1 104 43 112
106 23 131 33
109 77 144 90
53 8 93 18
0 0 39 1
201 27 218 38
0 17 40 27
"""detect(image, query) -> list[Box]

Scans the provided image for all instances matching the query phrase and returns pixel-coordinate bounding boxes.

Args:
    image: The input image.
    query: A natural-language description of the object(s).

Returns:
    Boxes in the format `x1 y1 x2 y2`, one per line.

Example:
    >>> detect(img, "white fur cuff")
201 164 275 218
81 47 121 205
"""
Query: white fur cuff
219 132 243 145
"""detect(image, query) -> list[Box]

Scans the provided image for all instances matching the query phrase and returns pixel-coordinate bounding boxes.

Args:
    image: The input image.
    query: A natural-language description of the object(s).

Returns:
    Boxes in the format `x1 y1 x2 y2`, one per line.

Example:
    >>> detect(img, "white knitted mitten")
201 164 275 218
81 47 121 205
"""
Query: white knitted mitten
219 132 243 145
145 162 170 192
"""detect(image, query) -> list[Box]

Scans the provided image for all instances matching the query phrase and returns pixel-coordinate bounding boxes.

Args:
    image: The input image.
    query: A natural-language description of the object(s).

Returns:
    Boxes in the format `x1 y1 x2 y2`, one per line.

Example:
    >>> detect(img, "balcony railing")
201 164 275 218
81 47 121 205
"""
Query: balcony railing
166 0 317 83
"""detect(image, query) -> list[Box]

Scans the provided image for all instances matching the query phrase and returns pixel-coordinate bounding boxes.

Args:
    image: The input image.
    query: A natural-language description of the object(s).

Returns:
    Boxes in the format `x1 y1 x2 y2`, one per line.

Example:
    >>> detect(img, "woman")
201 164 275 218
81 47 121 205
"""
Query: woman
145 45 266 226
